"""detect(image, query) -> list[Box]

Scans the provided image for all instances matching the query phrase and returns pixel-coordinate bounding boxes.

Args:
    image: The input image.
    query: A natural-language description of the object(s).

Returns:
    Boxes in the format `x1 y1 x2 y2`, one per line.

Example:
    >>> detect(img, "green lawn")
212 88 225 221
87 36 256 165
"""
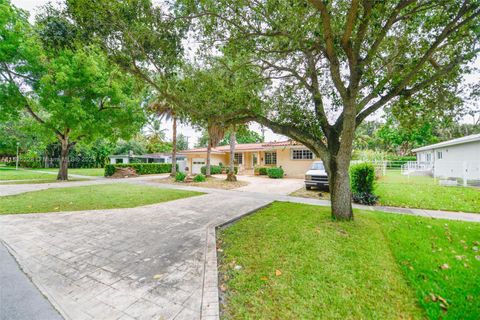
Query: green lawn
1 178 86 184
218 202 479 319
376 171 480 213
0 167 105 183
0 167 58 181
36 168 105 176
0 183 202 214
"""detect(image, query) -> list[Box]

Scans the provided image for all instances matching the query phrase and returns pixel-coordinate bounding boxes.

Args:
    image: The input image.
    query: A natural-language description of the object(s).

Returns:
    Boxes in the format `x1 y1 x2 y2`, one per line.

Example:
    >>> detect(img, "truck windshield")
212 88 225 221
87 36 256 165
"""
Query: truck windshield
311 162 324 170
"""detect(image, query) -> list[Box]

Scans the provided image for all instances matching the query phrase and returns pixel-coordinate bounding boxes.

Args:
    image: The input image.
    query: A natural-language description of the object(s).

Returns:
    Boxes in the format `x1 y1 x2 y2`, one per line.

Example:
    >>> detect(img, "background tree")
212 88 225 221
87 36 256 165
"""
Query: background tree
0 113 53 156
176 133 189 151
177 60 263 178
150 100 180 175
65 0 186 176
114 137 147 156
185 0 480 220
195 130 209 148
0 3 145 179
219 126 263 146
145 116 167 141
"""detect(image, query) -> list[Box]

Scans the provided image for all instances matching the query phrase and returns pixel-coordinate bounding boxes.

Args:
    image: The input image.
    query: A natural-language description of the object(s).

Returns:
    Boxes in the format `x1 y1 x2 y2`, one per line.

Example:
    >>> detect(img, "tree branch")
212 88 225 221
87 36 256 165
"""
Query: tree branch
342 0 360 70
255 115 329 160
360 0 416 67
308 0 347 100
24 104 64 139
356 2 480 123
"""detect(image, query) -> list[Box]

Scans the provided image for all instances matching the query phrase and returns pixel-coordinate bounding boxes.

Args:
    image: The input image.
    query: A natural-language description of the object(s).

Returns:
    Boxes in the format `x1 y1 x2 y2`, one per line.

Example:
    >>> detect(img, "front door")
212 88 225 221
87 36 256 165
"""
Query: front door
192 158 205 174
252 153 258 167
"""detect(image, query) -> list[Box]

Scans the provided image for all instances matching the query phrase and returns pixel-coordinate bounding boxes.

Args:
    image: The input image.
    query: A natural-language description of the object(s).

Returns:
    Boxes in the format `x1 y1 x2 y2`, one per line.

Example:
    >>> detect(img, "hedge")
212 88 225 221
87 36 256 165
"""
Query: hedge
267 167 284 179
6 159 43 168
6 157 102 169
201 165 238 174
349 163 377 205
254 166 268 175
201 165 223 175
104 163 174 177
385 155 417 169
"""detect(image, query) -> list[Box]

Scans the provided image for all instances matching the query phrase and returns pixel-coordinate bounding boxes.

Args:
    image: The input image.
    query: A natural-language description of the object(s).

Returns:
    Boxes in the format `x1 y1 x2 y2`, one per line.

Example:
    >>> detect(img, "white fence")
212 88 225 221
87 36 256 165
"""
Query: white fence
400 160 480 187
400 161 433 175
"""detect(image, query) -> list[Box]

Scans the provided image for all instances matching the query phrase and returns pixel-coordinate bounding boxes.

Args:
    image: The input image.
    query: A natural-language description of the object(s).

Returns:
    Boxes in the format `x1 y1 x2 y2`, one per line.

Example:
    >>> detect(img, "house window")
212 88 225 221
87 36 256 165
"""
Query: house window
234 153 243 164
437 151 443 159
291 149 313 160
426 154 431 162
265 152 277 165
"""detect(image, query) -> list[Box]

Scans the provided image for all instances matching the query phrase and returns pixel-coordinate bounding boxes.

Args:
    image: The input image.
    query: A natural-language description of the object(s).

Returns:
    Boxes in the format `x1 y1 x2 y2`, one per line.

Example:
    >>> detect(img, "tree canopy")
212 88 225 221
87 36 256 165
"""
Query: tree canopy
178 0 480 219
0 1 145 179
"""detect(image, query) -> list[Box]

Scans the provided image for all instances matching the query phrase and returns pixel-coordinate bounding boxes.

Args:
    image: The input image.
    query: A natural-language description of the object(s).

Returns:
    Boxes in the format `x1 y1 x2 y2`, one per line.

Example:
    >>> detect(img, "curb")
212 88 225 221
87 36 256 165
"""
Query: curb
199 203 273 320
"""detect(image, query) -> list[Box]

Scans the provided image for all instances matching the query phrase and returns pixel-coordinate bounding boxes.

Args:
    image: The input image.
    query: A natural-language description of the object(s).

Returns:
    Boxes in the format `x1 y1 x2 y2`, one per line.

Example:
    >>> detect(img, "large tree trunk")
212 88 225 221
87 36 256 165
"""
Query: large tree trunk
171 116 177 176
326 155 353 220
325 111 356 220
205 141 212 177
57 138 71 181
226 131 237 182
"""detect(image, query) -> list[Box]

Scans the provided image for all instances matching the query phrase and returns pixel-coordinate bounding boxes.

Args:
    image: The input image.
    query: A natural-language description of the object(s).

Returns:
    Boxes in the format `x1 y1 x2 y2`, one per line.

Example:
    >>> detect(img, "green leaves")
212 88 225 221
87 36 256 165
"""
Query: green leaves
0 0 145 152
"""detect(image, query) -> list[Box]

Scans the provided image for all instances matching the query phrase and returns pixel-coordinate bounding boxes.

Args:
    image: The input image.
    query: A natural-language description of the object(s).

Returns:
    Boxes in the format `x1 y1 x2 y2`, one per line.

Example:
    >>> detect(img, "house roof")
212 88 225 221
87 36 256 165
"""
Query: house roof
412 133 480 152
179 140 304 154
262 140 303 147
133 153 172 159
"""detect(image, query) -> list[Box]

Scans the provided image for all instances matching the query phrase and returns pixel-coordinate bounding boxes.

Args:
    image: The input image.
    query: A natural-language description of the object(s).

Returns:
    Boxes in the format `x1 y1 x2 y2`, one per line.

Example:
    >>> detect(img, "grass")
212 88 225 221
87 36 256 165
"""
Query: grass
0 167 104 183
1 178 86 184
0 167 58 181
36 168 105 176
376 171 480 213
289 170 480 213
218 202 480 319
155 176 249 190
0 183 202 214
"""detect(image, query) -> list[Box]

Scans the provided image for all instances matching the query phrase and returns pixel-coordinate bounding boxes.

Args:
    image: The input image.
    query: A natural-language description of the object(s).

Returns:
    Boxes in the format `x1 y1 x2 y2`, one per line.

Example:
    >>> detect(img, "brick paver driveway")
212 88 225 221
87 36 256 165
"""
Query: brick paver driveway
0 193 271 320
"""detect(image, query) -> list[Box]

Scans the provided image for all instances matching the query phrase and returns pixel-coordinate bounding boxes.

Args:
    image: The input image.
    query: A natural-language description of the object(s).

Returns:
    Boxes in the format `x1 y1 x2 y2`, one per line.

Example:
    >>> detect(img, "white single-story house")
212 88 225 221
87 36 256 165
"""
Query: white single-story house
108 152 187 171
411 133 480 182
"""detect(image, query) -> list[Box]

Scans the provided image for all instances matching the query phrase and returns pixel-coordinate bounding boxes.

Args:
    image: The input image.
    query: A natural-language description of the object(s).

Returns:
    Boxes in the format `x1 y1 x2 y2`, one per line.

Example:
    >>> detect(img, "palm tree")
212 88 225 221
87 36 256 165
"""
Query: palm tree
145 115 167 140
150 100 178 176
206 122 224 177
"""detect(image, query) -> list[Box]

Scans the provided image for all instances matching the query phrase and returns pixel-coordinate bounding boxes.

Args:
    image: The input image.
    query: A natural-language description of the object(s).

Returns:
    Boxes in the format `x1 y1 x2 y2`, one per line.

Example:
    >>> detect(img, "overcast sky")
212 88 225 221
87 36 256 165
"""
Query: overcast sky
13 0 479 147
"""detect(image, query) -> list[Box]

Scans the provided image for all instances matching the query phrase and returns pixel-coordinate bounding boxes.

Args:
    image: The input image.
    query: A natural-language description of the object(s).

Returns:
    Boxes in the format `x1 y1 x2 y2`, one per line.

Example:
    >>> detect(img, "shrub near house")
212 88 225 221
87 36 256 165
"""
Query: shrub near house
349 163 378 205
201 165 223 175
254 166 269 175
267 167 284 179
200 165 238 175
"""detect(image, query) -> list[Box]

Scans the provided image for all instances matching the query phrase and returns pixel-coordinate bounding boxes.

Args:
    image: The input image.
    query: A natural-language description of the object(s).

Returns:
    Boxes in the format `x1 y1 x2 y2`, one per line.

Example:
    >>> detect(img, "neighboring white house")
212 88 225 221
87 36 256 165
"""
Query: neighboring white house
410 133 480 183
108 152 187 172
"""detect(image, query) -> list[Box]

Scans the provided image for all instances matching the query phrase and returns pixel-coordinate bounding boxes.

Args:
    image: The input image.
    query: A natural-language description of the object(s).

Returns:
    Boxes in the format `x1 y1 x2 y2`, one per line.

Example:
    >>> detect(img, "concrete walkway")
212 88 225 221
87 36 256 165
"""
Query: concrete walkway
234 175 304 195
0 193 271 320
